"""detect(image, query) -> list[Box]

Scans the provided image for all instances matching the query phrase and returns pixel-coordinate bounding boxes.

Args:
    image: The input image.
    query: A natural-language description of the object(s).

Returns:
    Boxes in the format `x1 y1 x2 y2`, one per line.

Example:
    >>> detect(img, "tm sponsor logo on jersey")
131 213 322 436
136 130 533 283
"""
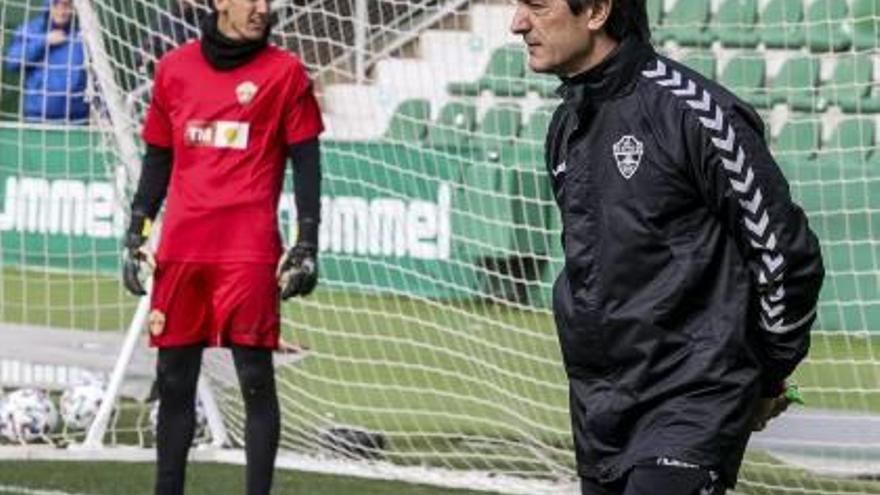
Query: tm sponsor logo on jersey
613 135 644 179
184 120 250 149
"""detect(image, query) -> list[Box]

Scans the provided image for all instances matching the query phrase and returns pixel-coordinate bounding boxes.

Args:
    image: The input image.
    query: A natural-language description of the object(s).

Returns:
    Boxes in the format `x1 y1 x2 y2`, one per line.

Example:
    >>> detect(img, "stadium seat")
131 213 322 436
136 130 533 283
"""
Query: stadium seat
520 105 556 145
852 0 880 50
775 120 821 181
647 0 664 32
759 0 805 49
480 44 528 97
775 120 821 158
814 118 876 177
425 100 477 151
712 0 760 47
847 87 880 114
719 54 766 107
512 108 554 250
448 44 527 97
819 54 876 113
681 51 717 80
762 56 819 110
653 0 712 46
804 0 852 52
525 70 559 99
384 98 430 142
475 103 523 162
446 80 481 97
457 104 523 258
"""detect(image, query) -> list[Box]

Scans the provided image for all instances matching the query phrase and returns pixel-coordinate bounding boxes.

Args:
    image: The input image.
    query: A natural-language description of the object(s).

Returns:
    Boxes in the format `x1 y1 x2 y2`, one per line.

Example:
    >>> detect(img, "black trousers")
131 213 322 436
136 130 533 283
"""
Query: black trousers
581 461 724 495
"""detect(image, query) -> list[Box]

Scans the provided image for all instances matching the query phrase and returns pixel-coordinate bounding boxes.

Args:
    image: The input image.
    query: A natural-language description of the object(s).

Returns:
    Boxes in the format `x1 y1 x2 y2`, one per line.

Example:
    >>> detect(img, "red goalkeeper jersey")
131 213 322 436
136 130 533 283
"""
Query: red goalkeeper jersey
142 41 323 263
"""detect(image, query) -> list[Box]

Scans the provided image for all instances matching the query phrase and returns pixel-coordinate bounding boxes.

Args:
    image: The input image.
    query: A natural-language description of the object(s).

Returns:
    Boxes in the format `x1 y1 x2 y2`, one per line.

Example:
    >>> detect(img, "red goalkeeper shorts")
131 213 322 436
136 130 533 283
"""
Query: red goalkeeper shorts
149 262 280 349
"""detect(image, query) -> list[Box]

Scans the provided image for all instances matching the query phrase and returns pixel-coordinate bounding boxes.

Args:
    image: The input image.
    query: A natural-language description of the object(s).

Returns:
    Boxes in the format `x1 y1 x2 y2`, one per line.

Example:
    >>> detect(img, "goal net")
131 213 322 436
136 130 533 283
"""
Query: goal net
0 0 878 494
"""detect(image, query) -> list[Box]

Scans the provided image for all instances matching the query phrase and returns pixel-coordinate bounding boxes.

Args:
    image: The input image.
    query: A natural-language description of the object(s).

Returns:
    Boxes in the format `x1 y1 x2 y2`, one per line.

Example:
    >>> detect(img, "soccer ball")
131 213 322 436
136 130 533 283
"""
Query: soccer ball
60 383 106 431
148 399 207 440
0 388 59 443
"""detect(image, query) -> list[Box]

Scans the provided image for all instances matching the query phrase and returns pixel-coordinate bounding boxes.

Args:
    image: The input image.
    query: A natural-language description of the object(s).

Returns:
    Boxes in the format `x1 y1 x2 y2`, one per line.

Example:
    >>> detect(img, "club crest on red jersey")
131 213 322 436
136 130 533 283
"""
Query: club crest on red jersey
236 81 258 105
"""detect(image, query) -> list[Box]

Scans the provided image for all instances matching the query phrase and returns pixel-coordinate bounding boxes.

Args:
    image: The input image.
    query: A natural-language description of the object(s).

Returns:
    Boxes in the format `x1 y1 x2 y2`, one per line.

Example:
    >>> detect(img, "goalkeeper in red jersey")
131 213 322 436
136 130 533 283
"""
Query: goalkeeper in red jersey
122 0 323 493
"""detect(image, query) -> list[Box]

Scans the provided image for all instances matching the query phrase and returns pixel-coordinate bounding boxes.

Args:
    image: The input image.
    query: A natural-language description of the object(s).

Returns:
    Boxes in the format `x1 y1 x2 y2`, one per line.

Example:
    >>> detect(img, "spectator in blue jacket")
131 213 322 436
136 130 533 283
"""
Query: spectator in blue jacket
4 0 89 123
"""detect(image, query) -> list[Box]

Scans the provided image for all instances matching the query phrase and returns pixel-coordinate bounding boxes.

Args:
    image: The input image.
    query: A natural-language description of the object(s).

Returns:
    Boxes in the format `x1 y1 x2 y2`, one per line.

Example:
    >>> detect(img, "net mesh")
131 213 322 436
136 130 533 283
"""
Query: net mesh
0 0 879 493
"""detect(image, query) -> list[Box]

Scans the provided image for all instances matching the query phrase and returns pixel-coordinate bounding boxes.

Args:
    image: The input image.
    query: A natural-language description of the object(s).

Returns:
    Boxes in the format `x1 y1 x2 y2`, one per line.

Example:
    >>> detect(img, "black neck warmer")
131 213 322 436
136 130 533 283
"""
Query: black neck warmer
199 12 269 71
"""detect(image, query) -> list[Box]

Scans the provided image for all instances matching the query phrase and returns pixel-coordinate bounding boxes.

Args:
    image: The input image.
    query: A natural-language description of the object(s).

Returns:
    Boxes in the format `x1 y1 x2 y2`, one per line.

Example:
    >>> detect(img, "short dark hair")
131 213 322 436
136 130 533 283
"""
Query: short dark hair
566 0 651 43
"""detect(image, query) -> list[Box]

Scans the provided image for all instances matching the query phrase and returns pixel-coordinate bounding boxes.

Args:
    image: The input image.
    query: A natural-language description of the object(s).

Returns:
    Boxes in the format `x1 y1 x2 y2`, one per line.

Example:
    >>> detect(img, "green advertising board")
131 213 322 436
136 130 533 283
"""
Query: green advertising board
0 124 553 300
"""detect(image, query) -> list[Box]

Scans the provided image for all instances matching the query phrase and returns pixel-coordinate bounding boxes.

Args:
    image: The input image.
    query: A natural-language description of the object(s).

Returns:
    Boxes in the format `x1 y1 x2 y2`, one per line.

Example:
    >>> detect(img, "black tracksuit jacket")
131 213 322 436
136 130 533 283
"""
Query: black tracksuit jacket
546 37 825 487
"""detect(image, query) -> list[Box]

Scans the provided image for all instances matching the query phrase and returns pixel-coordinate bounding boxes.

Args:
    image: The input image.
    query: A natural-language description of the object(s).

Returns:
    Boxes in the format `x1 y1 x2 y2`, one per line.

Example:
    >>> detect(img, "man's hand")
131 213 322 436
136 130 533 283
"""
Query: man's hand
750 383 804 431
122 216 155 296
277 243 318 299
47 30 67 46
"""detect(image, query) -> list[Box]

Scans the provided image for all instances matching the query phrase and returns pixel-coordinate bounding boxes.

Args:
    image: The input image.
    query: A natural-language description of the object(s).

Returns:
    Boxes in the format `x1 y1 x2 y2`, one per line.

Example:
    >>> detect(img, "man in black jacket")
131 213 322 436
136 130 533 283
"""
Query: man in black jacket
510 1 824 494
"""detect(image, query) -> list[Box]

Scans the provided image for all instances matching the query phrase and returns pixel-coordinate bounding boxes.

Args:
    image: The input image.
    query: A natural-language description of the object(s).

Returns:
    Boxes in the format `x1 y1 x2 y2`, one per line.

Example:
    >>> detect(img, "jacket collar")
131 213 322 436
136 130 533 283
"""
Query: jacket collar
557 36 654 106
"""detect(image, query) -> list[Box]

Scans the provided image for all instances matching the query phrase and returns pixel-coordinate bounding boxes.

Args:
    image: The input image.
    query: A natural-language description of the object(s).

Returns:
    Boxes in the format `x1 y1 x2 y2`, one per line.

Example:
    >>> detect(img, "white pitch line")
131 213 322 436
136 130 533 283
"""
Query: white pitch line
0 485 93 495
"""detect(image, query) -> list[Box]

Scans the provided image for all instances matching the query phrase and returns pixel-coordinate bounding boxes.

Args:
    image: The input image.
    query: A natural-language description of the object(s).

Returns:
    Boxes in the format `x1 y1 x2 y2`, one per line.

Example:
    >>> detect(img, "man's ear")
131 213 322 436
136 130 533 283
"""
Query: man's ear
585 0 613 31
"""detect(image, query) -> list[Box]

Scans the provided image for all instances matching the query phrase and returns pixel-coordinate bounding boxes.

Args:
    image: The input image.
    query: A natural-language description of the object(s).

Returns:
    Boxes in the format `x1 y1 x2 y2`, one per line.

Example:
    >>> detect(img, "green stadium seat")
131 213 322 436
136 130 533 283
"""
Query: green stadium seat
759 0 805 49
814 118 876 178
525 70 559 98
475 103 523 162
681 52 717 80
446 80 481 97
775 120 821 162
448 45 527 97
425 100 477 151
825 118 876 155
763 56 820 110
456 104 524 261
712 0 761 47
819 54 875 113
512 105 556 259
719 54 766 107
847 86 880 114
654 0 713 46
852 0 880 50
481 44 527 97
384 99 430 142
805 0 852 52
520 105 556 144
647 0 664 32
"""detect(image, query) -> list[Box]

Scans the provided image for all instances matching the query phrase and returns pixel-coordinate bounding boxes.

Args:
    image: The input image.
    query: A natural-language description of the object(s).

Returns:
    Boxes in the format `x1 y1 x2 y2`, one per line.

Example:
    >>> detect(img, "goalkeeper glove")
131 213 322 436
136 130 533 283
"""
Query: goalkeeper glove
277 242 318 299
750 382 804 432
122 210 155 296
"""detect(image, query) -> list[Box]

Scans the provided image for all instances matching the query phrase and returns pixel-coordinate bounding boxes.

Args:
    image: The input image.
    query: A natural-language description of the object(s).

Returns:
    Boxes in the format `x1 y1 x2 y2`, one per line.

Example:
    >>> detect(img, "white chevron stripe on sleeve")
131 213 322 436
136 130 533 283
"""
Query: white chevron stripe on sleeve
739 188 763 215
672 79 697 97
722 146 745 174
745 210 769 237
699 105 725 132
711 125 736 152
657 69 683 88
686 90 712 112
642 60 667 78
729 167 755 194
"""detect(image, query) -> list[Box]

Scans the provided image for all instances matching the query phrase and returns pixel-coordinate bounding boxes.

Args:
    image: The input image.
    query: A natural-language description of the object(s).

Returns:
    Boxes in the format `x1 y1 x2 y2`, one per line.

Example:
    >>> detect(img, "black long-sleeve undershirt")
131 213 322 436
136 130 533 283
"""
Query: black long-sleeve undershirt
288 138 321 246
128 140 321 245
